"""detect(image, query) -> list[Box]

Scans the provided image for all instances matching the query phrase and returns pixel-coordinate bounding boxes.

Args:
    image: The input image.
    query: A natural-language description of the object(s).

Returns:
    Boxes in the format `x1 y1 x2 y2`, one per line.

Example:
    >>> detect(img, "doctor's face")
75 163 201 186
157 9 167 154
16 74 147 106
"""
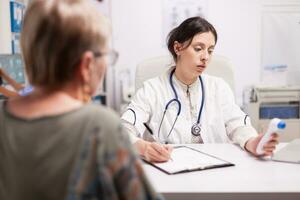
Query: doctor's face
176 31 216 78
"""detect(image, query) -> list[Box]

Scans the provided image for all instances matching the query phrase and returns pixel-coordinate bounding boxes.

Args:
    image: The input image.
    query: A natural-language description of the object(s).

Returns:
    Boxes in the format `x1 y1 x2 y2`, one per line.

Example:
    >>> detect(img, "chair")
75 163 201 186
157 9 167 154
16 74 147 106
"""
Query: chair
135 54 235 92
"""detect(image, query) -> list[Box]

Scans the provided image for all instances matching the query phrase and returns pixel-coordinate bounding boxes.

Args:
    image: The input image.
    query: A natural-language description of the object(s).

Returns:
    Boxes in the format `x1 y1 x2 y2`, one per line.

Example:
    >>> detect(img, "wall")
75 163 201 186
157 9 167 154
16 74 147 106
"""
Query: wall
2 0 298 110
0 0 27 54
111 0 264 111
0 0 12 54
208 0 262 105
261 1 300 86
111 0 167 111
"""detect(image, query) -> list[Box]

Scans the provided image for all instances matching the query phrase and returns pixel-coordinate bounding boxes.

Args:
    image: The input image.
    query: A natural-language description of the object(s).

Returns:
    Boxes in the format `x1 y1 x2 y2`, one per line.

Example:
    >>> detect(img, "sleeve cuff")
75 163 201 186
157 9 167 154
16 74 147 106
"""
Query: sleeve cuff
231 126 258 149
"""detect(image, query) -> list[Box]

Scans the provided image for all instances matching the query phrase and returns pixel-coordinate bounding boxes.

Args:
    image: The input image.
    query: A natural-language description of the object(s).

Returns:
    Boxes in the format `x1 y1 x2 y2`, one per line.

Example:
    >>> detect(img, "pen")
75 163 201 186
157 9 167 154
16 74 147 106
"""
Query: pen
143 122 158 142
143 122 154 135
143 123 173 161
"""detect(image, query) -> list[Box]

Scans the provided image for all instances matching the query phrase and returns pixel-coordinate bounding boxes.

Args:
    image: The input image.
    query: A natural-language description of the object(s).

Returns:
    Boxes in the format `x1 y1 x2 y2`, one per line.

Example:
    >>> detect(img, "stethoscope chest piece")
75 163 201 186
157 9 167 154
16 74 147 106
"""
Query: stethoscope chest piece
191 123 202 136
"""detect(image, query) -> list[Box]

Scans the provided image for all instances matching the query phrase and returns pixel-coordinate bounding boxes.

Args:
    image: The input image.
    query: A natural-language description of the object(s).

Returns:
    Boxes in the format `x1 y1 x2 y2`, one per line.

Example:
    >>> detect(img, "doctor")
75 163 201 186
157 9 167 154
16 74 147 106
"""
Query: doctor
122 17 279 162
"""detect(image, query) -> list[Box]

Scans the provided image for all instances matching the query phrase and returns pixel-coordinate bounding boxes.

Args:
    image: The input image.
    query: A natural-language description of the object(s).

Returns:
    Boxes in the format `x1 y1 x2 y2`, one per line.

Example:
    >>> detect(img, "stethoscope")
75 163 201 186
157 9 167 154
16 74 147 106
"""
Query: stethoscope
126 68 249 143
126 68 205 143
126 108 136 125
157 68 205 142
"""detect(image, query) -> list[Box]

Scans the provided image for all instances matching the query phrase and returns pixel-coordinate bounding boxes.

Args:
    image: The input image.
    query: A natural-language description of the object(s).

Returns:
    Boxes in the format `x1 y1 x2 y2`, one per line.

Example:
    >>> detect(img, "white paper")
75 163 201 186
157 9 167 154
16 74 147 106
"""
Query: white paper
153 146 228 174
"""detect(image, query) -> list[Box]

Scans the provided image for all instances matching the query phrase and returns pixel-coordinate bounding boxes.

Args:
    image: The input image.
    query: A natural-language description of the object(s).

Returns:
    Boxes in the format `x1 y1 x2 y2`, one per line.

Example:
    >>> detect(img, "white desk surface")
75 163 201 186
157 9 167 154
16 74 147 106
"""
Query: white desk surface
143 144 300 200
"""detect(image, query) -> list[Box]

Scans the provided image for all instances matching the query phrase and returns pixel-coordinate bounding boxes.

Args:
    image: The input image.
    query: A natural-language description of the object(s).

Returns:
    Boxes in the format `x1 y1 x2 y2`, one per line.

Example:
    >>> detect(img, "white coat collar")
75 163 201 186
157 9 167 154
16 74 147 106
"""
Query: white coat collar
170 67 199 91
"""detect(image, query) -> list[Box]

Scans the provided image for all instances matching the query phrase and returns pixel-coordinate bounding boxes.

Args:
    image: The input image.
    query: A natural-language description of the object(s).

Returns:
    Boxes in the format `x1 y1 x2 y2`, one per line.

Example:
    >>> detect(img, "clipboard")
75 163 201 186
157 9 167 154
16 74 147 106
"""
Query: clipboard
144 146 234 175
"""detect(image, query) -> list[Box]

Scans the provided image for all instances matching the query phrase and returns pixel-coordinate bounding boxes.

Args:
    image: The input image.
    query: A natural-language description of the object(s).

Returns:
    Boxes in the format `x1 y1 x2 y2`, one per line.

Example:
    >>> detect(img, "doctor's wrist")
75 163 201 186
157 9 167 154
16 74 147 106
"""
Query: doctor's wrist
244 136 260 156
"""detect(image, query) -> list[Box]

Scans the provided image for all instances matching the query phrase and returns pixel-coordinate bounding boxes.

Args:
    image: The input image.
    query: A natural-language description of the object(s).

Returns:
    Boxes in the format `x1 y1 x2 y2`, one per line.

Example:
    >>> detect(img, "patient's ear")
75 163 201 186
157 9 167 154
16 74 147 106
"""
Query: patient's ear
78 51 94 83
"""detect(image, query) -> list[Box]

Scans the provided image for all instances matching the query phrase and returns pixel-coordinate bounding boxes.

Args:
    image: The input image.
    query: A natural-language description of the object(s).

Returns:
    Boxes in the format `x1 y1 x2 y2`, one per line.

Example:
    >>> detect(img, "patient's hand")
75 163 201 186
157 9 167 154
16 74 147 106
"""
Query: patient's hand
135 140 173 162
245 133 279 156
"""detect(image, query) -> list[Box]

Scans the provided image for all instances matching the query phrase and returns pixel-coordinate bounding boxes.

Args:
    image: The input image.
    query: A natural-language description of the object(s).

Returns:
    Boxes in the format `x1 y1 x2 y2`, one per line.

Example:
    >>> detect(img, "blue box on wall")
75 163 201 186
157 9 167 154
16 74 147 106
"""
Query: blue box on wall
10 1 25 33
10 1 25 54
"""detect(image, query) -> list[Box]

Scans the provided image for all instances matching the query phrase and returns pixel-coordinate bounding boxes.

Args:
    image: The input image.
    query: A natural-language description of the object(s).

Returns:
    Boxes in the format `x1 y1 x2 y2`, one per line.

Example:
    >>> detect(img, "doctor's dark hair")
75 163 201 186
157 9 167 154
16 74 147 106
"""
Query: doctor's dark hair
167 16 217 62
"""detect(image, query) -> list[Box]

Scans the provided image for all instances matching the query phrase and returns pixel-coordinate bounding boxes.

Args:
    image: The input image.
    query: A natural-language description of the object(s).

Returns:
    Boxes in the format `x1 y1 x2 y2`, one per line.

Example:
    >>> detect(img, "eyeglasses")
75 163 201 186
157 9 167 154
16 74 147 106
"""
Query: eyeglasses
94 49 119 66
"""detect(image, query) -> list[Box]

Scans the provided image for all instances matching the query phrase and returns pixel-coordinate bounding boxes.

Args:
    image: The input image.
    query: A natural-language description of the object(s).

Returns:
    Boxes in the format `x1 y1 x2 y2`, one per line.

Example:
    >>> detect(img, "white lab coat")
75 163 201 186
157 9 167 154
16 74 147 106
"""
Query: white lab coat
121 67 257 148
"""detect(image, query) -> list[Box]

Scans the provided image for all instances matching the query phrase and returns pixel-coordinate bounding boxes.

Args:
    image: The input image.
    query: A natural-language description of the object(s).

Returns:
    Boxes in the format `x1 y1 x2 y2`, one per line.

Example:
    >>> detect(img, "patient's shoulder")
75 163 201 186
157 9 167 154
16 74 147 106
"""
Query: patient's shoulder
81 104 120 127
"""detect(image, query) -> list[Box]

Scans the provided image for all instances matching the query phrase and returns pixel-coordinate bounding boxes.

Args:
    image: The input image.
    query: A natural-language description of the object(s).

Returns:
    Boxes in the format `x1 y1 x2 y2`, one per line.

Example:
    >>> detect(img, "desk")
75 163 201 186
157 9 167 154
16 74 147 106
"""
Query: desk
143 144 300 200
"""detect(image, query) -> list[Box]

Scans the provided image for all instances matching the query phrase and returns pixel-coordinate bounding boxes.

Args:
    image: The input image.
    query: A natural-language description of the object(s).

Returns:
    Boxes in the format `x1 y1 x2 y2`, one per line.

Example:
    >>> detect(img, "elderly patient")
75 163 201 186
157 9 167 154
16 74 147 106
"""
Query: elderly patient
0 0 161 200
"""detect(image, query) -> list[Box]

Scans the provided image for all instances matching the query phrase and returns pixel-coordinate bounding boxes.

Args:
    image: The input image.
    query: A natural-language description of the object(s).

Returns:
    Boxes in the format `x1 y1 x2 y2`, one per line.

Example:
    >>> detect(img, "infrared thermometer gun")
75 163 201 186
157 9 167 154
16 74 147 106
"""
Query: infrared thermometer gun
256 118 286 155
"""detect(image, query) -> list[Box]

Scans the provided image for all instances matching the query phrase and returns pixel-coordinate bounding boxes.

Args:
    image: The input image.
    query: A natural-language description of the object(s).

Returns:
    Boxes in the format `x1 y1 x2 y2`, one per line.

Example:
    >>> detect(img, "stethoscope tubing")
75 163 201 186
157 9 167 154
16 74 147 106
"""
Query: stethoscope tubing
157 68 205 142
128 68 249 143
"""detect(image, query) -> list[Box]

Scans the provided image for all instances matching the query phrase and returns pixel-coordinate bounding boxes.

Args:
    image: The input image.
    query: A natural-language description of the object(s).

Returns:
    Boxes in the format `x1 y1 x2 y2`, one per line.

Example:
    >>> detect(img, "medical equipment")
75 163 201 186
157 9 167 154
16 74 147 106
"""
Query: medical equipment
157 68 205 140
272 138 300 164
256 118 286 154
127 68 205 143
244 86 300 142
126 108 136 125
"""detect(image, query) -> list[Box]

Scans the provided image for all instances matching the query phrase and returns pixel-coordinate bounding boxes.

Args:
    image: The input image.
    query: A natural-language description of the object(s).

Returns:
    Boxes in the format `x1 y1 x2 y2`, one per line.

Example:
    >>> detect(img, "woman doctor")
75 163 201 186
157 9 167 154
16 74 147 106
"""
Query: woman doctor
121 17 279 162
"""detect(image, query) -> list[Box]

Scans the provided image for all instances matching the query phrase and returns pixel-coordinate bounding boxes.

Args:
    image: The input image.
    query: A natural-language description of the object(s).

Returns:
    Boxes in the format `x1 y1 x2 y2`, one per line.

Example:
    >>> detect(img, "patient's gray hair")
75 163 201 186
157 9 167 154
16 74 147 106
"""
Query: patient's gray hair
21 0 110 89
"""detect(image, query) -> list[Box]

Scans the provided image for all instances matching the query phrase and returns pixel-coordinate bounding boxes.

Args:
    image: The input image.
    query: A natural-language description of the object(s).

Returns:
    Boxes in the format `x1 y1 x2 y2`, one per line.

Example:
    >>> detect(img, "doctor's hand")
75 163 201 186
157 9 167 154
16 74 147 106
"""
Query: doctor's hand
134 140 173 163
245 133 279 156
